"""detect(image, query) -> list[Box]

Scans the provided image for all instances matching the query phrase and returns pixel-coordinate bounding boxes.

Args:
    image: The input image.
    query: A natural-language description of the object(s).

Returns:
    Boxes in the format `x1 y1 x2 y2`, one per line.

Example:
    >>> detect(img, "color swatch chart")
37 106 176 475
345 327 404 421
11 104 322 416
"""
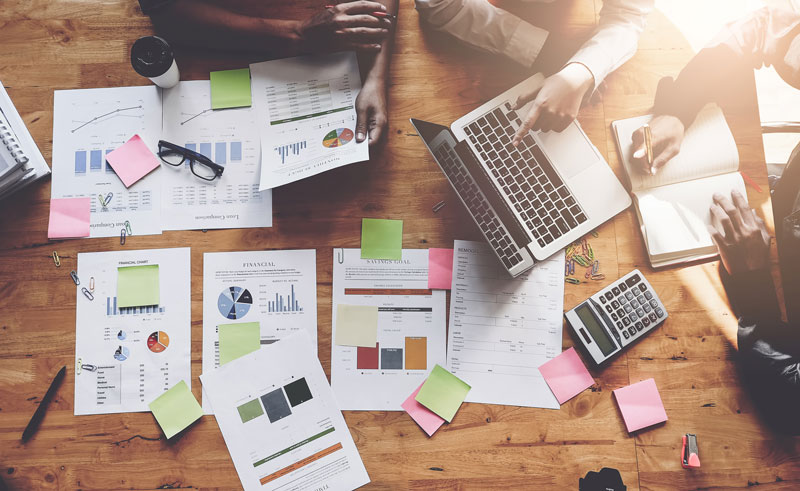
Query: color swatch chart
357 336 427 370
236 377 314 425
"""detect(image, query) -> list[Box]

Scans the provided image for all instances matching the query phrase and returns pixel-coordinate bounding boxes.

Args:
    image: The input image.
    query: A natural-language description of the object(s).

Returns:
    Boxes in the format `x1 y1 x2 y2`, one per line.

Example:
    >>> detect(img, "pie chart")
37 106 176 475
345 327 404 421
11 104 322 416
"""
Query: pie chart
218 286 253 320
114 345 130 362
147 331 170 353
322 128 354 148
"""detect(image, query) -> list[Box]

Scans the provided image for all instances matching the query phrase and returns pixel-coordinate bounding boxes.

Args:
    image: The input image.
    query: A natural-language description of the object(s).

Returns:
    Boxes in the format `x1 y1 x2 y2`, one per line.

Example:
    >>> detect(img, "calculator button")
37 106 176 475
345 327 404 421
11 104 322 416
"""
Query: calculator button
625 292 634 301
630 299 639 308
605 292 614 301
642 317 651 327
616 309 625 318
611 300 620 309
616 321 623 330
600 296 607 304
636 308 645 318
606 305 613 314
611 313 619 321
624 304 632 313
644 291 653 300
628 326 637 336
649 299 658 308
629 312 638 322
622 330 630 339
619 283 628 292
612 287 620 296
635 321 644 331
625 274 641 287
638 284 647 292
622 317 631 326
648 313 657 322
637 295 646 305
643 304 652 313
656 308 664 318
619 295 629 305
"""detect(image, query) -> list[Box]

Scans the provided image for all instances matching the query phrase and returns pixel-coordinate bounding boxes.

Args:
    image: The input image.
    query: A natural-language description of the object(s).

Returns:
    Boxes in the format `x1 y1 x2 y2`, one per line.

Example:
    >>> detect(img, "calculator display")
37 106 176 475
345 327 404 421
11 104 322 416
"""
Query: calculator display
576 303 616 356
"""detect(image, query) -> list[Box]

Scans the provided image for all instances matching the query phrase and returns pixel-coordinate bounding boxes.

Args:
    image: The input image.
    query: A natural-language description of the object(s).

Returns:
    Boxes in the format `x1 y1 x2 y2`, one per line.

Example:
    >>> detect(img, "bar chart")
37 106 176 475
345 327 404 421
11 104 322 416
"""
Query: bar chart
74 149 116 175
275 141 307 164
267 284 304 313
106 296 165 316
184 141 242 166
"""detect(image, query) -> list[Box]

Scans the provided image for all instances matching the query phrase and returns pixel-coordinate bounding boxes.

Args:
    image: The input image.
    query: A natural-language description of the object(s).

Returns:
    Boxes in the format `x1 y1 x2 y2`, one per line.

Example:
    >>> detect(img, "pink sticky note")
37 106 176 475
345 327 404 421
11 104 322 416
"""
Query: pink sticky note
428 248 454 290
538 347 594 404
401 381 445 437
105 134 160 188
48 197 91 239
613 378 668 433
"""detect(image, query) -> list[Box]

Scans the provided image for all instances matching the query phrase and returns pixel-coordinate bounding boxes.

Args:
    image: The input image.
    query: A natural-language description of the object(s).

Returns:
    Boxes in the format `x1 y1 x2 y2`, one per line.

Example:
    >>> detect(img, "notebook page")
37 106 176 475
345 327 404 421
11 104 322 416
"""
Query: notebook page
614 104 739 192
634 172 746 257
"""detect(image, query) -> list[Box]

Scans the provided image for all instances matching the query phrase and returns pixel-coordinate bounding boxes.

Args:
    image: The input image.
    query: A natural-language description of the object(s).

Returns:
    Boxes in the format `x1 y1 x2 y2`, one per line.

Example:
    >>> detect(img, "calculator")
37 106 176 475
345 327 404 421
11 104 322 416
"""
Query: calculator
565 270 668 365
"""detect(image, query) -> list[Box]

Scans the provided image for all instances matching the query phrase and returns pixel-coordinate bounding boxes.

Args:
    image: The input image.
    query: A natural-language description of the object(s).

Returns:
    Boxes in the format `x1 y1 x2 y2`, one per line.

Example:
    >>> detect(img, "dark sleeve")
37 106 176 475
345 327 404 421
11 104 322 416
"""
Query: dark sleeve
652 43 752 128
138 0 174 15
723 267 800 433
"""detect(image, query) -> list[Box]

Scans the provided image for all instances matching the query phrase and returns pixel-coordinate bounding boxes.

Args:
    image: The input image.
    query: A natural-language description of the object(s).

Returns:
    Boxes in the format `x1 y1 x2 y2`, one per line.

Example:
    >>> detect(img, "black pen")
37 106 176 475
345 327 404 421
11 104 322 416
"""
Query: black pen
21 366 66 442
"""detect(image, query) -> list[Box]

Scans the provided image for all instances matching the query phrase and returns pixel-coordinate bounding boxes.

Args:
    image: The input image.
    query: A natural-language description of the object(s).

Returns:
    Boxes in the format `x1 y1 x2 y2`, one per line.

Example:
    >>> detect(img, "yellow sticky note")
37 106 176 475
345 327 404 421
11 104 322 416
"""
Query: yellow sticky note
335 304 378 347
117 264 159 308
218 322 261 365
149 380 203 439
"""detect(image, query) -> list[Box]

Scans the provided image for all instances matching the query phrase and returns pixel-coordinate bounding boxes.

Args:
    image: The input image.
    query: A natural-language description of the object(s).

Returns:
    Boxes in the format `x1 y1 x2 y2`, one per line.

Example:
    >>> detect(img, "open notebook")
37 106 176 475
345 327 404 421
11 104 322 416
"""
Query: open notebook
612 104 746 268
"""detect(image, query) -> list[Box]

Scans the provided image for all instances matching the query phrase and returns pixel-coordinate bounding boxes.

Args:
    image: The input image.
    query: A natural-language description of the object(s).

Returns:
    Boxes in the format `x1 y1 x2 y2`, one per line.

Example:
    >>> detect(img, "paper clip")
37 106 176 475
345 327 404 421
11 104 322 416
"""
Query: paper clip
564 262 570 276
89 276 95 292
52 251 60 267
585 269 592 279
336 248 344 264
120 229 126 245
432 200 446 213
565 277 580 285
105 192 113 206
569 260 575 275
591 273 606 281
81 287 94 301
82 364 98 372
592 260 599 275
591 230 599 238
124 220 132 235
69 270 80 285
97 193 107 208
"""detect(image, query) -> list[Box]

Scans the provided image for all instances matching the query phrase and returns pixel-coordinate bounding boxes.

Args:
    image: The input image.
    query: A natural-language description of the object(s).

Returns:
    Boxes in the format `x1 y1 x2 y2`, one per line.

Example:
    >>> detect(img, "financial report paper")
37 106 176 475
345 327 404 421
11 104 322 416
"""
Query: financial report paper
332 248 447 411
74 247 191 415
201 331 370 491
250 52 369 190
202 249 318 413
447 240 564 408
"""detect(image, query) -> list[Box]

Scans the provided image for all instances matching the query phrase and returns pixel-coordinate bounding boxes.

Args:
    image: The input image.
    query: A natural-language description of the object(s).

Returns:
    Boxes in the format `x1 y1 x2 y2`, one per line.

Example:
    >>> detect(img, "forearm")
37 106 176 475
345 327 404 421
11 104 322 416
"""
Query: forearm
147 0 302 56
359 0 397 87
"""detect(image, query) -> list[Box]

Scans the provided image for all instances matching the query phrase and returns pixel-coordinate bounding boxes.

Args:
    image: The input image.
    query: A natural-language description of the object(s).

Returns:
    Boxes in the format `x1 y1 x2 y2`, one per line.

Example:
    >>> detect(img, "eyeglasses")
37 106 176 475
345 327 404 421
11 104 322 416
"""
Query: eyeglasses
157 140 225 181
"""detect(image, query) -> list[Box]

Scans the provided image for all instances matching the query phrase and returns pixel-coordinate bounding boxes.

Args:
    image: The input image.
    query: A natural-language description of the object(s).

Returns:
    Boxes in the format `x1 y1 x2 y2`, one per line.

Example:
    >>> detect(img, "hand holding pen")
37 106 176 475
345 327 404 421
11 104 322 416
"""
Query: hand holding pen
297 2 393 53
631 114 686 175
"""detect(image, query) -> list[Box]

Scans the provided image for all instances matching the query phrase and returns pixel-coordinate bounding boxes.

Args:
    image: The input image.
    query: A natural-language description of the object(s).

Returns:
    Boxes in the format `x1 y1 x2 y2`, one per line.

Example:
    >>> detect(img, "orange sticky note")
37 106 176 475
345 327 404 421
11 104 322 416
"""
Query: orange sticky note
428 248 454 290
48 197 90 239
106 134 160 188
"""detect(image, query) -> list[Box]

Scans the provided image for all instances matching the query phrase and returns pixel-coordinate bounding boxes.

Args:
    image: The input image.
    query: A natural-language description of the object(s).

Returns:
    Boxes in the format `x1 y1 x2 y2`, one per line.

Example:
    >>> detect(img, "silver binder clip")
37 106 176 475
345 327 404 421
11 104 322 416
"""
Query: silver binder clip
69 270 80 285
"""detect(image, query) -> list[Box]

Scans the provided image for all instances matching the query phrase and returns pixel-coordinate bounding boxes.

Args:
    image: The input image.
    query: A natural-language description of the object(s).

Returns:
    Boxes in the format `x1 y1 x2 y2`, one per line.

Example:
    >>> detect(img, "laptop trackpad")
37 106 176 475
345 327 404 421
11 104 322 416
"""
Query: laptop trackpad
537 123 597 179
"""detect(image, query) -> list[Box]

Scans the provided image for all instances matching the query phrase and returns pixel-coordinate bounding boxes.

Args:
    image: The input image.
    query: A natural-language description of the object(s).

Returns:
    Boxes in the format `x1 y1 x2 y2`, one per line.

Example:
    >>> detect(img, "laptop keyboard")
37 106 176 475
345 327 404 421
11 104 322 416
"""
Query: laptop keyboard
434 143 524 270
464 102 586 248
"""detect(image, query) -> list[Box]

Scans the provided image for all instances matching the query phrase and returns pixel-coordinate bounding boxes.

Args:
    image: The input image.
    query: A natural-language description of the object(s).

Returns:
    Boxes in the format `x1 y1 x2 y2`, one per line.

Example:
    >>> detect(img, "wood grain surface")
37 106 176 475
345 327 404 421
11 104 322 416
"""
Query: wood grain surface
1 0 799 489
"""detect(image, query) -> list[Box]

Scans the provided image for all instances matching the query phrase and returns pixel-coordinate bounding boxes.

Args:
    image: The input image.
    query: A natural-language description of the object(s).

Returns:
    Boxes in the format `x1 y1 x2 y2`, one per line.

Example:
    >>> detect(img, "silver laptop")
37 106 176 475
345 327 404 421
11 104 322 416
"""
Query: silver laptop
411 73 631 277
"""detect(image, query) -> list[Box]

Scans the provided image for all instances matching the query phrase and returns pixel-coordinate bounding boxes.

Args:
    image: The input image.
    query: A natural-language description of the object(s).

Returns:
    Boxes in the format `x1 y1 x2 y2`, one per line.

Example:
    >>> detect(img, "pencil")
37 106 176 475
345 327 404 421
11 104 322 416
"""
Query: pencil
643 123 654 175
740 171 763 193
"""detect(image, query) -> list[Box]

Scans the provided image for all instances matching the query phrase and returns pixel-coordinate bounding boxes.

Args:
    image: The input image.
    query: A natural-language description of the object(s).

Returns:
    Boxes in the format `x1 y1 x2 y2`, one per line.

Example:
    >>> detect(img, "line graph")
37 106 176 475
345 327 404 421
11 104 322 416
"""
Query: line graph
181 109 212 126
71 105 143 133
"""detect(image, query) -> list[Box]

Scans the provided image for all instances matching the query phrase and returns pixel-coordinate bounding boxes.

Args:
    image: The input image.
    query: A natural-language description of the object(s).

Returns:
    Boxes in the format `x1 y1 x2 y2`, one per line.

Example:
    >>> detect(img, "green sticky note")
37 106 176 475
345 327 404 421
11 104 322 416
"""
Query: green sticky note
210 68 252 109
218 322 261 365
335 305 378 347
361 218 403 260
117 264 159 308
149 380 203 439
415 364 471 423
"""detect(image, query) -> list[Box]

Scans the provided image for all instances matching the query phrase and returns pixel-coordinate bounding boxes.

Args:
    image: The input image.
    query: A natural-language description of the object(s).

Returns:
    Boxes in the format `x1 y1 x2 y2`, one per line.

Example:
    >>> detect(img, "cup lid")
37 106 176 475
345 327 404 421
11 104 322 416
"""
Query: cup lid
131 36 174 77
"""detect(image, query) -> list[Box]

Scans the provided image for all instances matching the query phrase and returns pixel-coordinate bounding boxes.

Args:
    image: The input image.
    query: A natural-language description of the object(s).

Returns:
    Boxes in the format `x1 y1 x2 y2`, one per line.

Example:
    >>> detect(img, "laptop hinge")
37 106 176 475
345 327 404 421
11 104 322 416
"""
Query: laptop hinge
453 140 530 247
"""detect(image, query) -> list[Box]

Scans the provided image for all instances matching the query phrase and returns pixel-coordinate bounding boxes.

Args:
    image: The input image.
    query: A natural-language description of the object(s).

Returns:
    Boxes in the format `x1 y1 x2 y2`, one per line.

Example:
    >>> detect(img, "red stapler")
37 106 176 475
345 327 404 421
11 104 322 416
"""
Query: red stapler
682 433 700 469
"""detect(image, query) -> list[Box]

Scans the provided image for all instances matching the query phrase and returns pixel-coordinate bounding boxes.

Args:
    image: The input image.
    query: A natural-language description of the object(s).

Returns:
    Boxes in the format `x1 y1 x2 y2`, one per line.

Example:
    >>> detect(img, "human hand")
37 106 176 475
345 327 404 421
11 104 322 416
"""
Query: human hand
512 63 595 144
709 190 771 275
630 115 685 175
355 77 387 145
297 1 391 53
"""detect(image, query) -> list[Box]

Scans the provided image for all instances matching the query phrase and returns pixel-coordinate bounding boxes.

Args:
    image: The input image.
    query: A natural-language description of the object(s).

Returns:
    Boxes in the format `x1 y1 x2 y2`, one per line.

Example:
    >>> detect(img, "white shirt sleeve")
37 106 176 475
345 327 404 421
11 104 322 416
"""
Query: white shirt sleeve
567 0 654 87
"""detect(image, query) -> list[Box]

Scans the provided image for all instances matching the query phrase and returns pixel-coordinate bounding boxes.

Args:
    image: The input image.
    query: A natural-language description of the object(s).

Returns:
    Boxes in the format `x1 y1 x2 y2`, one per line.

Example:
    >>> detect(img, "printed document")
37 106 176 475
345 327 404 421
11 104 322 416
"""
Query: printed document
332 248 447 411
250 52 369 190
202 249 318 413
74 247 191 415
447 240 564 408
52 86 163 238
201 331 370 491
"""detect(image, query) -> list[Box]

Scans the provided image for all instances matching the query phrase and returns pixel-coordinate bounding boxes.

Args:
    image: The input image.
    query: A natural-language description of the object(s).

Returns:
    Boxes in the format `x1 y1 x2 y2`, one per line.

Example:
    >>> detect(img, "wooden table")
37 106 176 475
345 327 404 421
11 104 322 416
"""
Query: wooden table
1 1 799 489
